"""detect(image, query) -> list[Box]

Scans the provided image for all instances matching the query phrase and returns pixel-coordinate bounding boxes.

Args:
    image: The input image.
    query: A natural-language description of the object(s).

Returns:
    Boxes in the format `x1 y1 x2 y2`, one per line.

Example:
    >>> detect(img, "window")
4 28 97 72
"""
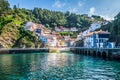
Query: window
99 39 101 43
96 39 98 43
101 39 103 42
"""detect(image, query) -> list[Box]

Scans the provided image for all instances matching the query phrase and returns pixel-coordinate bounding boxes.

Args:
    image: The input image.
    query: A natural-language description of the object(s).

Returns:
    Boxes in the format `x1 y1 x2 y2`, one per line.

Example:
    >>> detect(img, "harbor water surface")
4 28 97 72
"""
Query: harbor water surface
0 52 120 80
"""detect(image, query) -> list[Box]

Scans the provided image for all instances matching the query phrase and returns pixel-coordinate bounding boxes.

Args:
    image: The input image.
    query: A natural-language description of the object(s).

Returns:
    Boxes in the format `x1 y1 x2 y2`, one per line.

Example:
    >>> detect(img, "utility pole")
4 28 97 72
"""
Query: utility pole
18 3 19 8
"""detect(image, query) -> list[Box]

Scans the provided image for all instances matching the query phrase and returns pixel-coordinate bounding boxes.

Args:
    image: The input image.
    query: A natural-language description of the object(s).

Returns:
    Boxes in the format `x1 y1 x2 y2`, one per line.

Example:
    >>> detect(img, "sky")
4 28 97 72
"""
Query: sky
8 0 120 20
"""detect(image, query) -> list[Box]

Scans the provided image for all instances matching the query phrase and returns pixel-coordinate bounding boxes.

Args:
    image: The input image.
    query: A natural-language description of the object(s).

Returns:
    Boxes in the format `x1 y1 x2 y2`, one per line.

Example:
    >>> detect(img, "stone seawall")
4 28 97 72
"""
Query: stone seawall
0 48 49 54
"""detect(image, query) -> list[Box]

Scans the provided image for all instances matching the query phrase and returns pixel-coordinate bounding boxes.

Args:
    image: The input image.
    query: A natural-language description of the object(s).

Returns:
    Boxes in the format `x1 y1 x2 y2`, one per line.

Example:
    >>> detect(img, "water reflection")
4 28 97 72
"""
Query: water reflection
46 53 82 67
0 53 120 79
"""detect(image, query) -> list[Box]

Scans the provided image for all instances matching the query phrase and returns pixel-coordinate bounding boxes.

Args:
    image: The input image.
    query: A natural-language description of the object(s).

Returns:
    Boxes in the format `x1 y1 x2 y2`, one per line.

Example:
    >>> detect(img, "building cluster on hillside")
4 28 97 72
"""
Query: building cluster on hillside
55 26 78 32
75 22 115 48
24 21 115 48
24 22 73 47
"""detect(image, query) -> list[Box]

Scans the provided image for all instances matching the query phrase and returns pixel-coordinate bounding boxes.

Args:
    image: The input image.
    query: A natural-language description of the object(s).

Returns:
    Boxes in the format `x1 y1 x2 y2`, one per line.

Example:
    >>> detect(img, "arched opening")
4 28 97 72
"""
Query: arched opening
81 50 85 55
85 51 87 55
93 51 96 57
102 52 107 59
81 50 84 55
78 49 81 54
88 51 91 55
108 52 112 60
73 49 75 53
80 50 82 54
75 49 77 54
76 49 79 54
97 51 101 57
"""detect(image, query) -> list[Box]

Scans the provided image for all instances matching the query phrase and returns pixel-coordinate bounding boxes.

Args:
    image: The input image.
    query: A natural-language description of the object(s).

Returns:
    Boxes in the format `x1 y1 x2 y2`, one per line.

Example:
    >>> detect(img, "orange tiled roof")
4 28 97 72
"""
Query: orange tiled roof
85 30 110 37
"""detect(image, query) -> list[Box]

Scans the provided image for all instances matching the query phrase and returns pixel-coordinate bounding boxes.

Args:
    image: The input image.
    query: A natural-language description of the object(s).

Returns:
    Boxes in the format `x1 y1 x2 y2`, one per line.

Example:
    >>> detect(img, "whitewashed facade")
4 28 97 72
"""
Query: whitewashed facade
84 30 110 48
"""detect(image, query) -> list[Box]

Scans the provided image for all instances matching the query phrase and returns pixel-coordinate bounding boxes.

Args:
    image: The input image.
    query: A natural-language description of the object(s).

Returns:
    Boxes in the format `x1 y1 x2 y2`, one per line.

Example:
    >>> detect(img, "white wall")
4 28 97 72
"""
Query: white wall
84 36 93 48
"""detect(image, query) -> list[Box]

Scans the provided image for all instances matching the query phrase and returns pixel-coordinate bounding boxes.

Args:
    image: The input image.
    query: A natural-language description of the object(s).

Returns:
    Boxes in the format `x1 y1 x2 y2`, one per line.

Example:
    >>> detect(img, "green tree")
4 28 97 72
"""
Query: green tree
0 0 10 12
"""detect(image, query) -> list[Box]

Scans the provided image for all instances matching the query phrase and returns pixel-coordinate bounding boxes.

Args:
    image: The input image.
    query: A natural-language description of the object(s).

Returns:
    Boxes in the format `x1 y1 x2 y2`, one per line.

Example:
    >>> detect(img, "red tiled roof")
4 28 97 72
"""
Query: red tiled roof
85 30 110 37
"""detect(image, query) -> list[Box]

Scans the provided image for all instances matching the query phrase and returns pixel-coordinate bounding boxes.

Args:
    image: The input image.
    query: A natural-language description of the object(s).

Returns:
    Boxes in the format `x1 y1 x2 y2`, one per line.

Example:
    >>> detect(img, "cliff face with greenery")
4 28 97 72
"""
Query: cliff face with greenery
0 0 108 48
96 12 120 45
0 0 43 48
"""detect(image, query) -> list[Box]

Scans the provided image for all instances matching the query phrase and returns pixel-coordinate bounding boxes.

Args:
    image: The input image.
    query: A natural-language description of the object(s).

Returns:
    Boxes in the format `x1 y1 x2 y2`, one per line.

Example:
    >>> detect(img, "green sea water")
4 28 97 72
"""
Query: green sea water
0 52 120 80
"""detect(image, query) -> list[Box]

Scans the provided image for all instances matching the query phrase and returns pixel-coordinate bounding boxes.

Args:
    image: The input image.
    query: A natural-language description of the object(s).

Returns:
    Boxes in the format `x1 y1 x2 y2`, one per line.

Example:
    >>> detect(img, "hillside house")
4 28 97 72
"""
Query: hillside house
84 30 110 48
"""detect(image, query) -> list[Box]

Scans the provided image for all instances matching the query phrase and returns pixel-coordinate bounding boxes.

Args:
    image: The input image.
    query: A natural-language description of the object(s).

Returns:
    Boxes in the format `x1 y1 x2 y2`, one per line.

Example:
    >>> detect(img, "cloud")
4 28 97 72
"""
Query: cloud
68 1 84 13
52 0 66 8
100 15 114 20
89 7 95 16
69 7 79 13
78 1 83 7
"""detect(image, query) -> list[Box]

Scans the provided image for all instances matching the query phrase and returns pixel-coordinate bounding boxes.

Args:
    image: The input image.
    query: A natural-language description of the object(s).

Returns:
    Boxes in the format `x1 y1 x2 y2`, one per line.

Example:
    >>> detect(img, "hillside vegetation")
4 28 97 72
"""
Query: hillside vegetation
96 12 120 45
0 0 43 48
0 0 118 48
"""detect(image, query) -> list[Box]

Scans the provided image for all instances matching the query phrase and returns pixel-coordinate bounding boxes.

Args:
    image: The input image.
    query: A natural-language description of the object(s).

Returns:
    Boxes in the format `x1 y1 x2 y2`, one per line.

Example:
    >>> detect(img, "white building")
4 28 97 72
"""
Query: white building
24 22 38 31
70 27 78 31
84 30 110 48
48 36 57 47
76 32 84 41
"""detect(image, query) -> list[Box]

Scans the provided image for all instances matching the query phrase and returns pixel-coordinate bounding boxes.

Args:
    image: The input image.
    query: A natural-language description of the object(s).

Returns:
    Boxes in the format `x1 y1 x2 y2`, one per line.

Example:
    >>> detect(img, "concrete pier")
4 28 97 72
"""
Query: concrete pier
1 47 120 61
70 47 120 61
0 48 49 54
0 47 70 54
